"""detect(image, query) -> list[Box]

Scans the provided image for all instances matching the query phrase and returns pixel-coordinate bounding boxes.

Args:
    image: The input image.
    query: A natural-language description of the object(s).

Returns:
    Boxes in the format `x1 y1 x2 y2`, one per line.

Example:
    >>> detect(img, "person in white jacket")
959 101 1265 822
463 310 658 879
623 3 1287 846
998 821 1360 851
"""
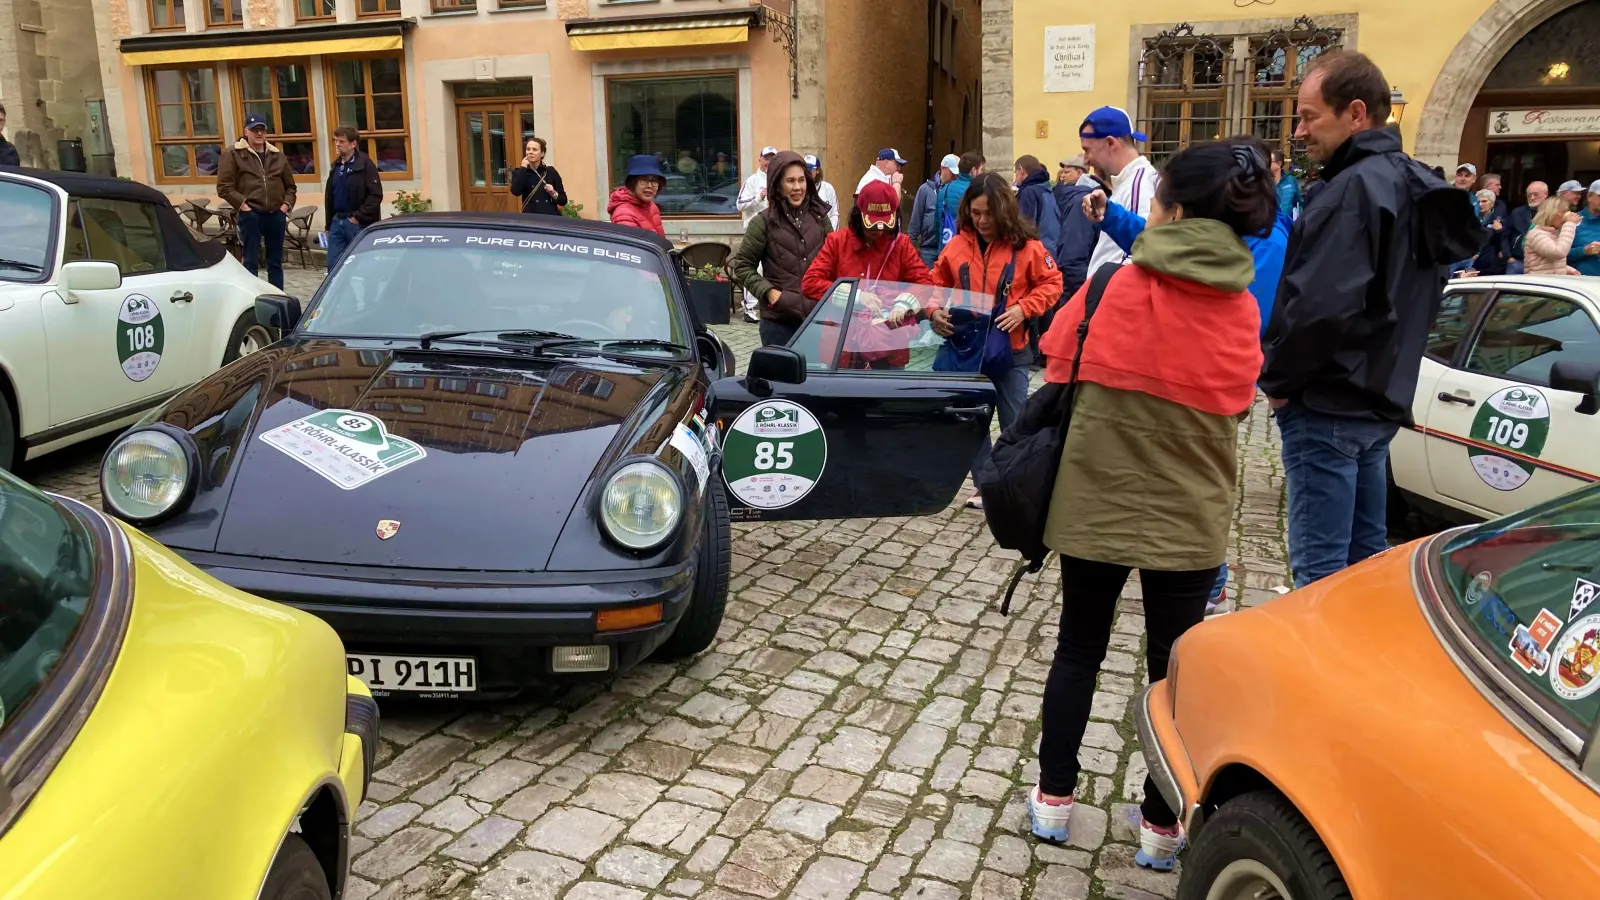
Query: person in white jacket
738 147 778 228
1076 107 1160 272
805 154 839 229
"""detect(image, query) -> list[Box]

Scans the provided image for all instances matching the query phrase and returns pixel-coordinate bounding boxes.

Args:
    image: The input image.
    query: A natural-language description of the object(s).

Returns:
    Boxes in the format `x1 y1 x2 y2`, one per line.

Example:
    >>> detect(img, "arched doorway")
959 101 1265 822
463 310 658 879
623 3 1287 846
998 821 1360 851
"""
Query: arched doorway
1415 0 1596 176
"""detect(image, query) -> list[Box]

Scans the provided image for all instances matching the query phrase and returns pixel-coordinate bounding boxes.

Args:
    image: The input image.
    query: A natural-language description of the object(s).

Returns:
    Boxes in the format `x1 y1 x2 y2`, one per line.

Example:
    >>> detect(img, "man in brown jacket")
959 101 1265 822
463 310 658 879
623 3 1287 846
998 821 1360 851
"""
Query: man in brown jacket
217 113 296 288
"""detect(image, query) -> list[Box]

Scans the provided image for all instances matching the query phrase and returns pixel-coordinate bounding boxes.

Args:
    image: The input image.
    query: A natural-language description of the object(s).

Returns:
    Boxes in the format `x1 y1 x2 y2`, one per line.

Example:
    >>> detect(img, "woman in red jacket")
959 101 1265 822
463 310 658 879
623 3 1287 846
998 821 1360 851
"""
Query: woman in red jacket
930 171 1063 508
607 154 666 236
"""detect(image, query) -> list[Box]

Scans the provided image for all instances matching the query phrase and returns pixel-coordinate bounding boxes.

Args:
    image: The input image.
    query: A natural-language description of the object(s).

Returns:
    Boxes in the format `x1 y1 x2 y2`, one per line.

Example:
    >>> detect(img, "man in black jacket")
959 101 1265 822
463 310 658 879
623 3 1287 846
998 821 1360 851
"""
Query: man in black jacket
1505 179 1546 274
0 103 21 166
324 125 383 269
1260 50 1446 588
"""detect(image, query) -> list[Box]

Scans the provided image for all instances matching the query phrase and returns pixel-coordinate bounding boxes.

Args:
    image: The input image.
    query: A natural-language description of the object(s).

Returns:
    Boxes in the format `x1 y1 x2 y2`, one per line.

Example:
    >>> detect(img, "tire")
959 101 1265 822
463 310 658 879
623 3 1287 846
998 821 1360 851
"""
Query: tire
258 833 331 900
656 479 731 659
0 390 15 473
222 310 275 366
1179 790 1352 900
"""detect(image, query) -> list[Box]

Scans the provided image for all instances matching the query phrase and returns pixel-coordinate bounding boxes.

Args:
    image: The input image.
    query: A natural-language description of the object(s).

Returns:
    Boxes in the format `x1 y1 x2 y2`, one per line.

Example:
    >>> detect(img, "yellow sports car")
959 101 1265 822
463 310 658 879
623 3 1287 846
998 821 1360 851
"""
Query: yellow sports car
0 469 376 899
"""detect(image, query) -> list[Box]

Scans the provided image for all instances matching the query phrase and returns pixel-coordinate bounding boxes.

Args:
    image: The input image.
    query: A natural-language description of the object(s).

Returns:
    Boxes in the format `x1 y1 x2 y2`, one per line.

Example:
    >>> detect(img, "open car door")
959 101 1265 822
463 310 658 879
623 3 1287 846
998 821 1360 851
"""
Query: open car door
710 278 998 522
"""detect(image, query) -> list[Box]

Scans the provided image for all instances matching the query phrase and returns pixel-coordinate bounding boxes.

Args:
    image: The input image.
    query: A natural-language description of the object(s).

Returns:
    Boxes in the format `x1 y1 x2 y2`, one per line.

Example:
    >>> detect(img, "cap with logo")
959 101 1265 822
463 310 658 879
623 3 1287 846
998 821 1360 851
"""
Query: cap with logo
804 153 820 169
940 153 961 174
1079 107 1147 143
1456 162 1477 176
761 146 779 158
244 113 269 131
857 179 900 229
1559 179 1586 193
877 148 908 165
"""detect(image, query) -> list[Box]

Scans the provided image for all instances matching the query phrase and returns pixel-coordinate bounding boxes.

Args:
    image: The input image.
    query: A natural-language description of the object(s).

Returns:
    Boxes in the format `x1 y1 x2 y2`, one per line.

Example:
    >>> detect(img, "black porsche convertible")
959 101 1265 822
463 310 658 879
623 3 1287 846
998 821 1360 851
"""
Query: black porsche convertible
96 213 1001 696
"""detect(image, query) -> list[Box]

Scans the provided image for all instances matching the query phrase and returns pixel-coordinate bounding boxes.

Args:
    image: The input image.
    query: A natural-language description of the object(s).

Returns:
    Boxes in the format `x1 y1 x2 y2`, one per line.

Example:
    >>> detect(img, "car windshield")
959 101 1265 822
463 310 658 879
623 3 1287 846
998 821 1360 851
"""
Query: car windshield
302 227 686 354
0 472 94 731
0 180 56 282
1436 484 1600 735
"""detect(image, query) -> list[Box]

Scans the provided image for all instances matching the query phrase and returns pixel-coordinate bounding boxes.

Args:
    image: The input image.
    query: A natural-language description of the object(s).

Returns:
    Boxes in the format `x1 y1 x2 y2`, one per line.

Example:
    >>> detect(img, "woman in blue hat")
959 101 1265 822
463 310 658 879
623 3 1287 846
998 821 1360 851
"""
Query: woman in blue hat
608 154 666 236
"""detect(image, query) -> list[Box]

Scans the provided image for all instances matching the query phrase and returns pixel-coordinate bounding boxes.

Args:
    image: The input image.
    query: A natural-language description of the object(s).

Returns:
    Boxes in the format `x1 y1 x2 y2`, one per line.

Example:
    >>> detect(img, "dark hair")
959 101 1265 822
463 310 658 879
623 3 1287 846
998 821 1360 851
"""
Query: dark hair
0 102 6 116
1015 154 1045 175
1268 146 1285 165
1155 139 1277 237
334 125 360 143
958 150 985 173
1305 49 1391 124
958 172 1036 249
526 135 548 154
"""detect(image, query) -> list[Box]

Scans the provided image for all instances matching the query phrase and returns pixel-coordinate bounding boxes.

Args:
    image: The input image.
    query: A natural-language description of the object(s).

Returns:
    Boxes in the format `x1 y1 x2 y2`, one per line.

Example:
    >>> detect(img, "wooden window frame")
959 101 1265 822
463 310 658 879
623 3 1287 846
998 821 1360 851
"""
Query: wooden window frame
355 0 402 17
146 66 223 185
497 0 544 8
295 0 337 23
148 0 185 31
233 58 321 182
431 0 476 12
324 53 412 179
603 69 742 219
204 0 244 28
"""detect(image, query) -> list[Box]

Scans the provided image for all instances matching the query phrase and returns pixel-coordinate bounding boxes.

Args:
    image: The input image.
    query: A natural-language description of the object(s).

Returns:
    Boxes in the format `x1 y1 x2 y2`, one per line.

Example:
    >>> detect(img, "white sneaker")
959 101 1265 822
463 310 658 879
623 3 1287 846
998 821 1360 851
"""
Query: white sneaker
1134 819 1185 871
1028 787 1073 843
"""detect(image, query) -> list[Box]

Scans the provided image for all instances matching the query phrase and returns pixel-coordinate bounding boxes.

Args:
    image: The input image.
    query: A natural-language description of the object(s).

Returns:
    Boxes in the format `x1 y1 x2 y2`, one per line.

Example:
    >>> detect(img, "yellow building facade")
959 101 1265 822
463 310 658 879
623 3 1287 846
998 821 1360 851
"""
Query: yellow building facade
985 0 1600 198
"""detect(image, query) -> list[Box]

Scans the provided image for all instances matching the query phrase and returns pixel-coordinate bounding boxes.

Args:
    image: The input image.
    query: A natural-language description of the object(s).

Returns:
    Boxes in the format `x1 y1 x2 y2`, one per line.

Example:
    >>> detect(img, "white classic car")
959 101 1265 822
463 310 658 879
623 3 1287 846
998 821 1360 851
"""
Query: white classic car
0 168 281 470
1391 274 1600 525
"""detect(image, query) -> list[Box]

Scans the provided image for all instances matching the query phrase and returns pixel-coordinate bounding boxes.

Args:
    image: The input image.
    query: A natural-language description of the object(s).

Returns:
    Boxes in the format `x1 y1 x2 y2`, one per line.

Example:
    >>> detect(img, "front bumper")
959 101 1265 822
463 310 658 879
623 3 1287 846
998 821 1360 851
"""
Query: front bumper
1136 682 1204 833
178 549 696 689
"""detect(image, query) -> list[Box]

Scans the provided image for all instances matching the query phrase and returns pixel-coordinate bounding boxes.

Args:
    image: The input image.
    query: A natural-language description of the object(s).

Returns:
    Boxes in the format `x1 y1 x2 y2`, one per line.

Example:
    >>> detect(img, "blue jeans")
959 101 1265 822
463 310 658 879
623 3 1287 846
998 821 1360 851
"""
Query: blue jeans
326 216 363 270
1506 259 1525 275
238 209 287 289
971 365 1031 480
1276 403 1399 588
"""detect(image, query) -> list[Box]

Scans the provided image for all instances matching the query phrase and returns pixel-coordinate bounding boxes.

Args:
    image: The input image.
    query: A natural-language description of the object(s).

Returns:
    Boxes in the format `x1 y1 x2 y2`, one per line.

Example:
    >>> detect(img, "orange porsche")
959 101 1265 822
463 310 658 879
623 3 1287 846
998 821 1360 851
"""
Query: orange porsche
1139 484 1600 899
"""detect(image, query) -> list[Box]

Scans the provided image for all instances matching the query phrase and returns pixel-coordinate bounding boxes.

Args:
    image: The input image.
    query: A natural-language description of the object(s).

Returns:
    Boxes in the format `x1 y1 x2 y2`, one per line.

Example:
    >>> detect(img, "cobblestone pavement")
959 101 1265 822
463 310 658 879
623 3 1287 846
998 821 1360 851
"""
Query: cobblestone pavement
19 264 1292 900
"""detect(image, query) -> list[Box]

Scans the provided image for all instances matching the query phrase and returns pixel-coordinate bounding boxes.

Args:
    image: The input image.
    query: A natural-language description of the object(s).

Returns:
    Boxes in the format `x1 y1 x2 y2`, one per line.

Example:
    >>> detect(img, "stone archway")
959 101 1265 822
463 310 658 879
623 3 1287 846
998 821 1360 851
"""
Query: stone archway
1414 0 1590 163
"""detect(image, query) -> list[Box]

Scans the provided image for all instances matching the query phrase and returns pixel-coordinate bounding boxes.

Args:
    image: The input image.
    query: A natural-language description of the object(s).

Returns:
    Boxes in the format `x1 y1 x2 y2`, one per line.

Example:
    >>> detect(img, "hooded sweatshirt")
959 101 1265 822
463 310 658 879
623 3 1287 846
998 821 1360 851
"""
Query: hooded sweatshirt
728 151 834 325
608 186 664 236
934 173 972 253
1041 217 1260 571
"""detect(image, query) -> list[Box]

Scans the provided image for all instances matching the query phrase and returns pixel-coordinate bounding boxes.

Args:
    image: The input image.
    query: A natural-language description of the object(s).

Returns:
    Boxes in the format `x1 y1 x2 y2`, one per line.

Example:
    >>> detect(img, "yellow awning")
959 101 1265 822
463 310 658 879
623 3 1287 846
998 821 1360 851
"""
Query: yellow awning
121 34 402 66
569 24 748 52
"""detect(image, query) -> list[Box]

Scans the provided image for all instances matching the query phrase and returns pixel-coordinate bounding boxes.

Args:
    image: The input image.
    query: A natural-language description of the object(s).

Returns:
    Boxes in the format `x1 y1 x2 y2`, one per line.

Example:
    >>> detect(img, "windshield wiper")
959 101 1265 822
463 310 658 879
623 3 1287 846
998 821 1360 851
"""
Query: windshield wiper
0 258 43 273
415 329 577 350
537 337 689 354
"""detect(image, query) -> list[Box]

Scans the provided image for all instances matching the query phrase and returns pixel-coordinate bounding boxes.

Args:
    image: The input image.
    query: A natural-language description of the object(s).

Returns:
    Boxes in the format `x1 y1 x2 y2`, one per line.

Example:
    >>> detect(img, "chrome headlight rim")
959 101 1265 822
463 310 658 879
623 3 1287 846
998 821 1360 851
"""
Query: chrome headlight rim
597 456 684 552
99 424 198 525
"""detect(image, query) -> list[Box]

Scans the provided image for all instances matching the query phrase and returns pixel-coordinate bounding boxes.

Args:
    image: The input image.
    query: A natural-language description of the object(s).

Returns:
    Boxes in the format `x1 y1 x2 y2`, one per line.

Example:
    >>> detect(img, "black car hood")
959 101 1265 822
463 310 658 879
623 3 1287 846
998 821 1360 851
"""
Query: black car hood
211 343 676 570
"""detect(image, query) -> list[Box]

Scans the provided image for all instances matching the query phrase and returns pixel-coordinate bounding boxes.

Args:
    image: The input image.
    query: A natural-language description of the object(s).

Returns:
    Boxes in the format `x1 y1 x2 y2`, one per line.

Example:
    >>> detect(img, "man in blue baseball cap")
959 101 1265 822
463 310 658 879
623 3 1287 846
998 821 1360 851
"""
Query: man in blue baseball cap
856 147 907 196
1077 106 1158 274
217 112 296 288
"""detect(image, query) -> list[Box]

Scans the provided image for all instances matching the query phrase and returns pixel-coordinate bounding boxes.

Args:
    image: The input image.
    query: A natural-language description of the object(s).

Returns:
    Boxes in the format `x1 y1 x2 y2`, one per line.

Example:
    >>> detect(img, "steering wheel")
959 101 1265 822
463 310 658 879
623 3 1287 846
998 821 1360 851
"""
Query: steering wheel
553 319 616 338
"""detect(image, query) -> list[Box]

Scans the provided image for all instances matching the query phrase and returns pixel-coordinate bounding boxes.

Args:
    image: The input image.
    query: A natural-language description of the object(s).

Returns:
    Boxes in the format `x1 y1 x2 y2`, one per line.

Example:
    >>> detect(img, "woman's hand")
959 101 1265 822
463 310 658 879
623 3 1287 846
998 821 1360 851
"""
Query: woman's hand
995 306 1025 333
929 307 954 337
1564 211 1581 225
545 183 557 197
1490 218 1503 231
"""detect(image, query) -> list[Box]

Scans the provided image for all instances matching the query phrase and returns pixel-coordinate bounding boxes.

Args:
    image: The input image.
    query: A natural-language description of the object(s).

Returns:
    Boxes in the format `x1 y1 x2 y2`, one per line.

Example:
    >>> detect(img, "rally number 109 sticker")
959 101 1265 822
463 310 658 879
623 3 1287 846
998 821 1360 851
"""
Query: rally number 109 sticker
722 400 827 510
1468 386 1550 491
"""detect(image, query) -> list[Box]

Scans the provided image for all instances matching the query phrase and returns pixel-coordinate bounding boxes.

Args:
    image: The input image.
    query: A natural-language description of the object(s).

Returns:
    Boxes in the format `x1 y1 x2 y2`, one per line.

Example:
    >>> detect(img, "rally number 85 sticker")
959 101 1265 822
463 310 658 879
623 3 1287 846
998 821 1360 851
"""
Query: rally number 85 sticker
722 400 827 510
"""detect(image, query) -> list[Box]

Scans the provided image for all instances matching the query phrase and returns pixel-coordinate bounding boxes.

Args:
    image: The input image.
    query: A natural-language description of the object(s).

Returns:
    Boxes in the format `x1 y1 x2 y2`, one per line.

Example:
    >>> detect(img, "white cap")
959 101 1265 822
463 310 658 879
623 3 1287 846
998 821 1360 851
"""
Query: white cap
1560 179 1586 193
1589 179 1600 195
803 153 820 168
940 153 960 174
761 146 778 157
1456 162 1477 176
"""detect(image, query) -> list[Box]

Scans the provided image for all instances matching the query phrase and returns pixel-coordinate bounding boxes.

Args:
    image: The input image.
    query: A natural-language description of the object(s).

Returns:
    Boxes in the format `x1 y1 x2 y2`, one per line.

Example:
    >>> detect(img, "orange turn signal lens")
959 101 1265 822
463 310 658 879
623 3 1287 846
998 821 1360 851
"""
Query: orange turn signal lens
597 603 664 632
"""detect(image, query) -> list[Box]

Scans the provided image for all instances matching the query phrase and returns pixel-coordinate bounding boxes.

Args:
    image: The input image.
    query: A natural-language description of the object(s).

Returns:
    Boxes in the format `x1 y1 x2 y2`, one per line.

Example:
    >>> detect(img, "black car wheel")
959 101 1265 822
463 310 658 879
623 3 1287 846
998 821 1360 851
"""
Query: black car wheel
657 479 730 659
1179 791 1351 900
223 310 275 365
258 834 331 900
0 390 14 472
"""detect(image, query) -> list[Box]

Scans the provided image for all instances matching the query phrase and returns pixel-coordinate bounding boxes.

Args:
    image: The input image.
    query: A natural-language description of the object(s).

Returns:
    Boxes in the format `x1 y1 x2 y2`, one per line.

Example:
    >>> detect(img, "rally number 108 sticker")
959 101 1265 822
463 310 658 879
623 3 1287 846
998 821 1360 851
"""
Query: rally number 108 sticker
722 400 827 510
116 294 164 383
1468 386 1550 491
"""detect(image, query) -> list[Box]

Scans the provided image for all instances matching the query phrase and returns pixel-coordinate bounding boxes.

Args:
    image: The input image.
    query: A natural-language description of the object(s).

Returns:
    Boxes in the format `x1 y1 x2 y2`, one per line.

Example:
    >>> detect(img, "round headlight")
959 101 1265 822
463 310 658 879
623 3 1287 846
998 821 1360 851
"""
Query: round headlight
599 461 683 550
102 430 190 522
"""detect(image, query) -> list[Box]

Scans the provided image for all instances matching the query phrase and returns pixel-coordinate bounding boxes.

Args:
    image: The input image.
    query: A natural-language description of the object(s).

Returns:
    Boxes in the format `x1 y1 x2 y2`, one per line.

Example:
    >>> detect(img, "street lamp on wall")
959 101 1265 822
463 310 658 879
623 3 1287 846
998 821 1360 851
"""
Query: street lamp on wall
1388 87 1408 126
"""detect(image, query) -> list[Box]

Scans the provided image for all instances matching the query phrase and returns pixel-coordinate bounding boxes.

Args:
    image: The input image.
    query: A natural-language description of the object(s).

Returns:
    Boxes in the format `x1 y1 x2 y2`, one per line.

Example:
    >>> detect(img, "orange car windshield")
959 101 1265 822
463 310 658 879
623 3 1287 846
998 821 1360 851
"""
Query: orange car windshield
1437 483 1600 733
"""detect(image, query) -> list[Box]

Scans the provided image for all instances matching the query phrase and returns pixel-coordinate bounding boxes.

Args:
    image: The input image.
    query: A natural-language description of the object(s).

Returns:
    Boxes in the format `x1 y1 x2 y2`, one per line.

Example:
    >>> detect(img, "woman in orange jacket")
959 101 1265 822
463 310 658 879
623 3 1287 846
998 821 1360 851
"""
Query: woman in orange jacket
930 171 1064 508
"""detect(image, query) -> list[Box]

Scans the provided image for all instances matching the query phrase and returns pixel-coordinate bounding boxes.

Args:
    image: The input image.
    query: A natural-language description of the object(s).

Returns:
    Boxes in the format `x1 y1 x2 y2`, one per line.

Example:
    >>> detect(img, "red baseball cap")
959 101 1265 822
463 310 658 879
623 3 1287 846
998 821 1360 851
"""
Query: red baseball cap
857 180 900 229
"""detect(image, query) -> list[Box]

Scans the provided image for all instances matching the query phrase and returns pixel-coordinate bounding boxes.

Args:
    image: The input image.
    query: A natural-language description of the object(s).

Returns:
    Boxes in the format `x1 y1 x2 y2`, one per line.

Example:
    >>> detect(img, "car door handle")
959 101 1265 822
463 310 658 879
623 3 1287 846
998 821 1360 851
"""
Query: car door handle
944 405 992 418
1437 392 1476 407
170 291 193 303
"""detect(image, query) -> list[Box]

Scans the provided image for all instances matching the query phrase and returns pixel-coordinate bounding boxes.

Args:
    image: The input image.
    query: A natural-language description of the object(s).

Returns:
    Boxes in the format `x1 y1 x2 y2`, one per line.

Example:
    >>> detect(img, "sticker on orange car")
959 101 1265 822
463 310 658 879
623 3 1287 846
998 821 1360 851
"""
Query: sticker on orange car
1509 608 1563 676
1465 571 1493 606
1551 614 1600 700
1572 578 1599 620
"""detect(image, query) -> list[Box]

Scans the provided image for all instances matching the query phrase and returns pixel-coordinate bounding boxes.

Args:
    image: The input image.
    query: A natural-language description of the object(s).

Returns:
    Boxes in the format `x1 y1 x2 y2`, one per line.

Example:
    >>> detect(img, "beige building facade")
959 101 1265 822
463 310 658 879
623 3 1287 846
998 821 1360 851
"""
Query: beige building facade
1 0 113 171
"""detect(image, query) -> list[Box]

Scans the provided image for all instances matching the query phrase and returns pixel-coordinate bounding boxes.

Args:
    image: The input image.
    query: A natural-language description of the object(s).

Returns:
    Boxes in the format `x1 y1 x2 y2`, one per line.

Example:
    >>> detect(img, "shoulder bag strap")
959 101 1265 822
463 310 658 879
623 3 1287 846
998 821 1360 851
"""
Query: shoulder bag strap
520 168 550 214
1055 261 1120 434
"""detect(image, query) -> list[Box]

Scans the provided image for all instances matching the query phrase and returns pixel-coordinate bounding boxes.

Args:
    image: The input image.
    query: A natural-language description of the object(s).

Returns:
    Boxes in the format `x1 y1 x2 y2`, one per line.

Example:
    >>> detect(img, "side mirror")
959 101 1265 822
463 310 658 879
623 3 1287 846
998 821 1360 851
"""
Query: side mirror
747 346 806 385
695 332 737 380
59 260 122 293
1551 360 1600 415
255 294 303 332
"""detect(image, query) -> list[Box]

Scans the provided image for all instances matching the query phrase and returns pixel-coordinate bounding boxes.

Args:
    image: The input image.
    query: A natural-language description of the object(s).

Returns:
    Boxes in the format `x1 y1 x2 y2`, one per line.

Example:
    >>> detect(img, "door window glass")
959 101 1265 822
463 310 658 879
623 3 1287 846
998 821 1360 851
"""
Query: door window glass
1428 290 1490 363
0 180 56 282
791 281 1000 374
1465 292 1600 386
1436 484 1600 735
0 473 94 736
791 281 852 371
72 199 168 275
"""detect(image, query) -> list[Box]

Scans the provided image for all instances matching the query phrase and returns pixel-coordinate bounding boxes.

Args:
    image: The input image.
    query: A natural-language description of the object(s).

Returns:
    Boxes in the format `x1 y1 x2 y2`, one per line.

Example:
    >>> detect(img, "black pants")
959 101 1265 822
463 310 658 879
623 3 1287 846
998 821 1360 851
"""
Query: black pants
759 318 799 348
238 209 287 289
1038 554 1218 827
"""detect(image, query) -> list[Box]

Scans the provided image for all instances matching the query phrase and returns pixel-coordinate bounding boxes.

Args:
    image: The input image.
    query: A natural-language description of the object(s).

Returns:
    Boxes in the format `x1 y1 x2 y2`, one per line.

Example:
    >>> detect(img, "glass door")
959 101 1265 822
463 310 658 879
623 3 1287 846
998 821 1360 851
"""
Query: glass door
456 99 534 212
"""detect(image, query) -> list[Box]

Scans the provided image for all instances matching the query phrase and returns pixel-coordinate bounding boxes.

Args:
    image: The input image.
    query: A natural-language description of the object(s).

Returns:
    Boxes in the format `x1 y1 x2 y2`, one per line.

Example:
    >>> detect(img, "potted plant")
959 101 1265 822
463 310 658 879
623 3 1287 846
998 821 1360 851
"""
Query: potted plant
561 202 585 219
685 261 732 325
392 190 432 216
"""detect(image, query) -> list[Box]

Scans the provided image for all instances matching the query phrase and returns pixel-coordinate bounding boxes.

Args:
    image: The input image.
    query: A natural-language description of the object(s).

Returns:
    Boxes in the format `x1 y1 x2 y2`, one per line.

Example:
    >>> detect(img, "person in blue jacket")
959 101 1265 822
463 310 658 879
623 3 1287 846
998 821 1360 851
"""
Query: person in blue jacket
935 150 984 255
1012 155 1061 260
1568 179 1600 276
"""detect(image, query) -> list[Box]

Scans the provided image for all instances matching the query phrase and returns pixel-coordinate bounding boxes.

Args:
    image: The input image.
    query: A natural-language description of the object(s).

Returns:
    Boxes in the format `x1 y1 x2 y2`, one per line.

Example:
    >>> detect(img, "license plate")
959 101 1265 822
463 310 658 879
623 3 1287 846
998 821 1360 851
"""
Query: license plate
347 653 477 696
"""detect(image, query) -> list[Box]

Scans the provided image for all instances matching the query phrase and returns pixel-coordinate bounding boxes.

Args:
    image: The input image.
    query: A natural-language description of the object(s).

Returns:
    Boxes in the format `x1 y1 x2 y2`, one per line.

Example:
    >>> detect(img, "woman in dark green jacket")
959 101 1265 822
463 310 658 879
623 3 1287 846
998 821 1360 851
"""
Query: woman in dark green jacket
728 150 833 347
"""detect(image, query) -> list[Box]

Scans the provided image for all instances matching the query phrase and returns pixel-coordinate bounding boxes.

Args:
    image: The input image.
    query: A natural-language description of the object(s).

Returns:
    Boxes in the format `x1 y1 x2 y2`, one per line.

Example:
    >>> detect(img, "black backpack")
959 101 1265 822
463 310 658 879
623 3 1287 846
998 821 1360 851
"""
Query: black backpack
974 262 1119 614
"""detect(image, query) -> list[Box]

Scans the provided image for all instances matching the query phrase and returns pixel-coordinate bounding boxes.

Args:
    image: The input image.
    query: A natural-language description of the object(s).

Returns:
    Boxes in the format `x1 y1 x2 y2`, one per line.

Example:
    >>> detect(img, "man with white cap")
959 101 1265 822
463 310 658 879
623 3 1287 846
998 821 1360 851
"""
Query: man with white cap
1569 178 1600 276
857 148 907 196
738 146 779 229
1453 163 1478 191
910 153 960 266
805 154 839 229
1076 106 1159 272
1559 178 1585 211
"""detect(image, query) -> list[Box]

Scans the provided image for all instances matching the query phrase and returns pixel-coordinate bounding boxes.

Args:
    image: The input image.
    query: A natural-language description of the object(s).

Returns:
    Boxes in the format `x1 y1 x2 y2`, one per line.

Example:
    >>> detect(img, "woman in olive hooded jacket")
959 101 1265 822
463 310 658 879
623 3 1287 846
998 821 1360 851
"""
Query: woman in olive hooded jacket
1026 140 1278 872
729 150 834 347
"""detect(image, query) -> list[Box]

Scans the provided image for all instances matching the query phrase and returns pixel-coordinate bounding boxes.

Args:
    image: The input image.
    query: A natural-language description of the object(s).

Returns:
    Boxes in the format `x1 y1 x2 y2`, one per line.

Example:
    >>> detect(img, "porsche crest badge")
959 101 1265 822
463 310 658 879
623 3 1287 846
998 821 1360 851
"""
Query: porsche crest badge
376 520 401 540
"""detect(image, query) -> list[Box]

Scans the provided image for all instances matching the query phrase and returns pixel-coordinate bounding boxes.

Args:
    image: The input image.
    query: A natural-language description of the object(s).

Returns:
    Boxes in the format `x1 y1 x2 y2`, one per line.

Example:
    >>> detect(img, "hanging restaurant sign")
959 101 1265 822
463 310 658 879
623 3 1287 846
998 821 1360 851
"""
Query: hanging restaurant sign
1489 108 1600 138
